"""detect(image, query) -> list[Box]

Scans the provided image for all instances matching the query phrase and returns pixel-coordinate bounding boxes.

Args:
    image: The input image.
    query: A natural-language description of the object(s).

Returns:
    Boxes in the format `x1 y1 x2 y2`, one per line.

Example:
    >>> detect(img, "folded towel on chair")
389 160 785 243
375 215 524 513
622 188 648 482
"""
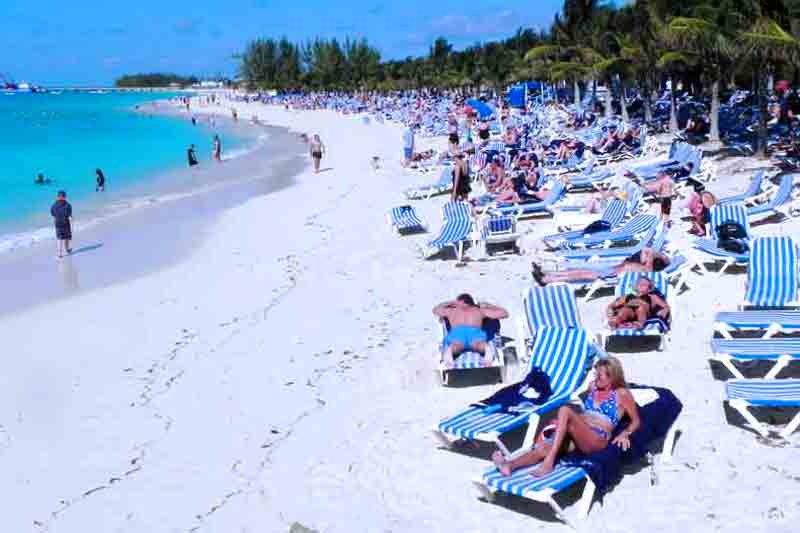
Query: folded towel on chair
472 366 553 412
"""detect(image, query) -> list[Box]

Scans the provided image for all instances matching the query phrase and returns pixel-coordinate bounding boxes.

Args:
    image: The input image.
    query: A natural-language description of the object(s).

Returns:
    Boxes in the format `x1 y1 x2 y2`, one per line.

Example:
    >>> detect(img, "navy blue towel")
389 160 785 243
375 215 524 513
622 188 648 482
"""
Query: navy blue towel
472 367 553 412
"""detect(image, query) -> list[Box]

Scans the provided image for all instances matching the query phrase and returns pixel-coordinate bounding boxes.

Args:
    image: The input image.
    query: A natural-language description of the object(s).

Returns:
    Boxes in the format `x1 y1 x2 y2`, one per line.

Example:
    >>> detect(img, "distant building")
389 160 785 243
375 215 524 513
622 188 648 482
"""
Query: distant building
193 80 224 89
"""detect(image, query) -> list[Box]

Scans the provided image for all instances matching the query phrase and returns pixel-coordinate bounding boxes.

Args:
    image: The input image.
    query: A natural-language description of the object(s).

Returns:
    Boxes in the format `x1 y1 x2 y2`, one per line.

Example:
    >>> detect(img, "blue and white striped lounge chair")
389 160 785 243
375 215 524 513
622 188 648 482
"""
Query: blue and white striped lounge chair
742 236 799 309
433 328 592 452
565 162 616 191
725 379 800 438
387 205 426 235
552 225 657 262
718 170 768 205
714 310 800 339
693 204 751 275
544 199 627 249
473 386 682 526
437 317 505 385
558 213 658 250
425 202 474 261
747 174 794 220
710 337 800 379
488 180 566 220
404 167 452 200
600 271 670 351
481 215 519 256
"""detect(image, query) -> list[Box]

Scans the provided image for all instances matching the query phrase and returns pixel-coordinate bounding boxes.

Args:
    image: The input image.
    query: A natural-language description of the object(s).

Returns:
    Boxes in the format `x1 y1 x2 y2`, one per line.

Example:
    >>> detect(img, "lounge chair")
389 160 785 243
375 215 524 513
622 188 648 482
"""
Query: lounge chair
436 317 505 385
387 205 426 235
710 338 800 379
404 167 452 200
425 201 474 261
481 215 519 256
747 174 795 220
714 310 800 339
487 180 566 220
557 214 659 251
742 236 799 309
599 271 671 351
725 379 800 438
474 386 682 526
433 328 592 452
564 160 616 191
552 225 657 262
544 199 627 249
693 204 751 275
718 170 768 205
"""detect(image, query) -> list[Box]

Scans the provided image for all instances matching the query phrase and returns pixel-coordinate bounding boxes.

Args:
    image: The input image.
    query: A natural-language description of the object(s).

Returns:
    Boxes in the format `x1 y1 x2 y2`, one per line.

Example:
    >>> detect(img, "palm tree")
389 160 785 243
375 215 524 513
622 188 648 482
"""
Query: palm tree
663 3 751 143
740 17 800 156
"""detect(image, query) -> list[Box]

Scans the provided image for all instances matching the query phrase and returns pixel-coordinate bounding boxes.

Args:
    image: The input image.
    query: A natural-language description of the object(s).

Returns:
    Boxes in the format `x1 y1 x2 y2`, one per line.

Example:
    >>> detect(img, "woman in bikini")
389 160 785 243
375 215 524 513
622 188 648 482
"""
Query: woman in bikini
492 356 641 477
606 276 670 330
309 134 325 174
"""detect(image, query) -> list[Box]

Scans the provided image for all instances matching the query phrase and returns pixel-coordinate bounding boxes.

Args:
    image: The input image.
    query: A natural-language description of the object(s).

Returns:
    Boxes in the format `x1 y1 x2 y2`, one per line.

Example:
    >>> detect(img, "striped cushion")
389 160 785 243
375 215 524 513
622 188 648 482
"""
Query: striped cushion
389 206 424 230
564 214 657 249
715 310 800 330
744 236 799 307
482 463 587 497
710 204 750 238
726 379 800 406
711 338 800 359
524 285 581 329
693 238 750 261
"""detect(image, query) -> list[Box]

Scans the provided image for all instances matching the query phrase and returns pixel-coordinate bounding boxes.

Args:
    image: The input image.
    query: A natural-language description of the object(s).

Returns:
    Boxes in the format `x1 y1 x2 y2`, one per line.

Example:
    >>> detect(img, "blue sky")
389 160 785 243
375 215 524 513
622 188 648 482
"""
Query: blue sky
2 0 564 86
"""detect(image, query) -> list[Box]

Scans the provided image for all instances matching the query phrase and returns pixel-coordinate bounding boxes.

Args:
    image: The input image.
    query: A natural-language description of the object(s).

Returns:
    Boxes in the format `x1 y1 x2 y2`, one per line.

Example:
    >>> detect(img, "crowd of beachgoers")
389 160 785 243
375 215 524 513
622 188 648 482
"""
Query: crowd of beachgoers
197 86 800 525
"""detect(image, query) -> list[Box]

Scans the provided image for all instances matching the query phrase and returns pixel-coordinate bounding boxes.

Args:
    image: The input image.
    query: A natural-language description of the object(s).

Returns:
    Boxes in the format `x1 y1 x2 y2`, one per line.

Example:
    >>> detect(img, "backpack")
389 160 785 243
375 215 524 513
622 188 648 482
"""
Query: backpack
716 220 747 240
583 220 612 235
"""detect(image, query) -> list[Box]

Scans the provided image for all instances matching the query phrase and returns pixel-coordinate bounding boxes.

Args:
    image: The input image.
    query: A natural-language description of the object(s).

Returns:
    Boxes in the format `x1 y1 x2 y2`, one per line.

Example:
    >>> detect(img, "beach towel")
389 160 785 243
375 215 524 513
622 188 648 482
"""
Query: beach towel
472 367 553 412
561 385 682 495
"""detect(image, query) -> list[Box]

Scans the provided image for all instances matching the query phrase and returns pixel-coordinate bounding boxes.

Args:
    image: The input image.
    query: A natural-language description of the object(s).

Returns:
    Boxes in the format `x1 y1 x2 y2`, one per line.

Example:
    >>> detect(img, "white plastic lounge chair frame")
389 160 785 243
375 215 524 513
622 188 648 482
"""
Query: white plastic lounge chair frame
726 379 800 438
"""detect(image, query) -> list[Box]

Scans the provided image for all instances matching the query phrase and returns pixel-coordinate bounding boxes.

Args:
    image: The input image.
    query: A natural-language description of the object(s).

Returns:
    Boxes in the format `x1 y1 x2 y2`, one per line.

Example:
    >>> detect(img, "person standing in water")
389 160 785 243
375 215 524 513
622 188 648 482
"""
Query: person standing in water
187 144 199 167
212 135 222 163
95 168 106 192
50 190 73 258
309 133 325 174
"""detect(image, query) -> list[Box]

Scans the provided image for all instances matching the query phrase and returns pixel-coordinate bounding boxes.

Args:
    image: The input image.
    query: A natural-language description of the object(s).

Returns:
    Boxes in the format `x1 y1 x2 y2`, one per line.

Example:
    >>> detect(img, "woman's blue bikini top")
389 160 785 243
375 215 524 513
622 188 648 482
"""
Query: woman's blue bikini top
583 385 620 427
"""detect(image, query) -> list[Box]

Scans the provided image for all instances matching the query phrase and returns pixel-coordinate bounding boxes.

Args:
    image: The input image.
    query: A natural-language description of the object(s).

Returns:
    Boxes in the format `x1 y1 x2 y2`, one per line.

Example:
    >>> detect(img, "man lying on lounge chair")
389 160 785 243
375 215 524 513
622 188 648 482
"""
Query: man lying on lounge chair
606 277 670 330
432 294 509 368
531 247 670 286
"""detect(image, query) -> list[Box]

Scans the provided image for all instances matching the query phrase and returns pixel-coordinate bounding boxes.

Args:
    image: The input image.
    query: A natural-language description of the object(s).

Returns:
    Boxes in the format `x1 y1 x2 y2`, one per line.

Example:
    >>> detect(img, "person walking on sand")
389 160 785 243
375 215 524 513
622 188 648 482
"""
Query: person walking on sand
402 124 415 167
187 144 199 167
212 135 222 163
309 134 325 173
432 294 509 368
95 168 106 192
50 190 73 258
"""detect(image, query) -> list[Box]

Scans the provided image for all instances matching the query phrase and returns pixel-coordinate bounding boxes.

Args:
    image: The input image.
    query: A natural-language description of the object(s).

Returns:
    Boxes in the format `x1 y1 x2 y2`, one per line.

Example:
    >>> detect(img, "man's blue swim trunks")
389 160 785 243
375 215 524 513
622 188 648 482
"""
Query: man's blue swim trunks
444 325 488 348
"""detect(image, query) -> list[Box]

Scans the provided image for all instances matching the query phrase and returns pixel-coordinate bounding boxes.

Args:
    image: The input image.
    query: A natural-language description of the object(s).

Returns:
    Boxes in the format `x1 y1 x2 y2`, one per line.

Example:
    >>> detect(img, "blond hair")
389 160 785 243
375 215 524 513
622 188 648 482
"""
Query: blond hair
595 356 627 389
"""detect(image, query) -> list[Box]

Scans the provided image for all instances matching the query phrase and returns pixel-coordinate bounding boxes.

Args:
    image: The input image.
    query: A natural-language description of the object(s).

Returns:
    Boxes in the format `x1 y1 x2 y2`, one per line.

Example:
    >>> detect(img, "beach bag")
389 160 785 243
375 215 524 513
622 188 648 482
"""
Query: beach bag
716 220 747 240
583 220 612 235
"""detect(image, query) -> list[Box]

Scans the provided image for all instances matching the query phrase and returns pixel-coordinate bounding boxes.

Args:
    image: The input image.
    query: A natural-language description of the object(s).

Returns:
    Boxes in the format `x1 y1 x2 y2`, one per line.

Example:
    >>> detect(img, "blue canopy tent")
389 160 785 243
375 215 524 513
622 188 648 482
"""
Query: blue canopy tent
507 82 543 108
466 98 495 120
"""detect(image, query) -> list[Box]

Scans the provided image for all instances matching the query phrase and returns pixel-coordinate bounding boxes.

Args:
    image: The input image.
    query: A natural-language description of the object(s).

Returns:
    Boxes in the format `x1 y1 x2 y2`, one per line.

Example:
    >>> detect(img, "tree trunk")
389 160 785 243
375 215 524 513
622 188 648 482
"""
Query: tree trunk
604 81 612 118
669 77 678 133
643 81 653 123
756 69 769 158
619 75 629 124
573 78 581 108
710 78 720 143
592 79 597 112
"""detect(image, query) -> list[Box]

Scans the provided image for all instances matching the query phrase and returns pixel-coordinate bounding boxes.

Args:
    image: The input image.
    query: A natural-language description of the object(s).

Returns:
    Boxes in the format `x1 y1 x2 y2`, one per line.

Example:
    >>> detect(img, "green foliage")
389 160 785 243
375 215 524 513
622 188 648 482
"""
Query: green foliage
115 73 199 88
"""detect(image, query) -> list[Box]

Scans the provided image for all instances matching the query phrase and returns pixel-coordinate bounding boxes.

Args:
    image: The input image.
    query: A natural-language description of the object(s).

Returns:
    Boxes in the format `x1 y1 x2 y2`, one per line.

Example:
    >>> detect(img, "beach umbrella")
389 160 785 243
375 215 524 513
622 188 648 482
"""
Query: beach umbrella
465 98 494 119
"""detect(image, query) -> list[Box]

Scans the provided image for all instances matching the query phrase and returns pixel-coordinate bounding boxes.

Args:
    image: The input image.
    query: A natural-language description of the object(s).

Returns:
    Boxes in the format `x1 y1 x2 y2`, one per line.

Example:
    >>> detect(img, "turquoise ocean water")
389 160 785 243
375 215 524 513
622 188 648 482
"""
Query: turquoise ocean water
0 91 251 253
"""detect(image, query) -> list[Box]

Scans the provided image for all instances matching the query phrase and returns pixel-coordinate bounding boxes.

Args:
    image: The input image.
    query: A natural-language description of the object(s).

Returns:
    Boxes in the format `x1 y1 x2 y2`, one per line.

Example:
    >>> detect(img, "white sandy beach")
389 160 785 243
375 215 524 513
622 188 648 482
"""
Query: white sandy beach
2 100 800 533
